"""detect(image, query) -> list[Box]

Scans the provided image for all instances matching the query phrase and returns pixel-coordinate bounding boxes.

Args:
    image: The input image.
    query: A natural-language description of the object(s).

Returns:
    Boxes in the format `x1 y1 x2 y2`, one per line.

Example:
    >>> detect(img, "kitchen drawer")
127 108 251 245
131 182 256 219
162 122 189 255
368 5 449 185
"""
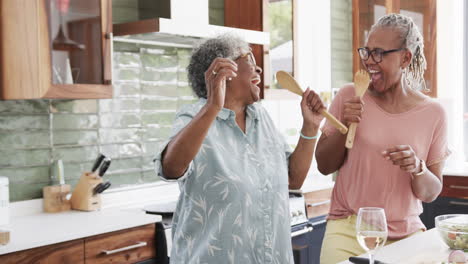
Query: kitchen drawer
0 239 84 264
85 224 156 264
440 175 468 199
304 188 333 219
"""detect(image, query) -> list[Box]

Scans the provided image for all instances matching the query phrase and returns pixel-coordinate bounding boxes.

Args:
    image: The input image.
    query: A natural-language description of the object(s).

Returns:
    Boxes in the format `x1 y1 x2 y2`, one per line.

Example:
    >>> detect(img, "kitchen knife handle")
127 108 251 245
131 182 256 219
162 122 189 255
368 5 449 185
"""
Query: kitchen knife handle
345 122 358 149
98 159 111 177
91 154 106 173
349 256 387 264
98 181 111 193
319 109 348 134
93 183 103 195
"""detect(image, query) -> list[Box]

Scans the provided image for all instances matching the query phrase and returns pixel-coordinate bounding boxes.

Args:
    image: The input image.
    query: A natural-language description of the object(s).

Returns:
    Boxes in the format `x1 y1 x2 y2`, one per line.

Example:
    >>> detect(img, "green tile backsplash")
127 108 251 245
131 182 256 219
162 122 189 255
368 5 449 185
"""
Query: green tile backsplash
0 42 196 201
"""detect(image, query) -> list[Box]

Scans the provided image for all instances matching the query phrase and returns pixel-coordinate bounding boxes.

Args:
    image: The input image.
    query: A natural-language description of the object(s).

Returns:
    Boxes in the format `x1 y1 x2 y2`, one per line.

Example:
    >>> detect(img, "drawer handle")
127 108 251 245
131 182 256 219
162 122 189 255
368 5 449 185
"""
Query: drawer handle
449 201 468 206
307 200 331 207
291 226 313 238
102 241 147 255
449 185 468 190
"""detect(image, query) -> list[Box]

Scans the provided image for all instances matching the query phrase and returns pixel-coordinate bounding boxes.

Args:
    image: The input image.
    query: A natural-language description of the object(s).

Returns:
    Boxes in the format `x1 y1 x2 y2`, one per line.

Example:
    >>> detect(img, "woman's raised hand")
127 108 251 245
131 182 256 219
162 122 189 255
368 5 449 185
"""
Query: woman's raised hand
204 58 238 110
301 88 325 128
343 96 364 126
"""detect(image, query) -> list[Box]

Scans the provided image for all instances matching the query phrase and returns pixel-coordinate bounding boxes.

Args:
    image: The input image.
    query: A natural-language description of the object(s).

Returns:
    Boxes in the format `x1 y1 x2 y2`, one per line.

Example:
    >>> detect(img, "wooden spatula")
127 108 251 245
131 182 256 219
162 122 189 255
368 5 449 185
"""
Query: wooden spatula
276 71 348 134
345 70 370 148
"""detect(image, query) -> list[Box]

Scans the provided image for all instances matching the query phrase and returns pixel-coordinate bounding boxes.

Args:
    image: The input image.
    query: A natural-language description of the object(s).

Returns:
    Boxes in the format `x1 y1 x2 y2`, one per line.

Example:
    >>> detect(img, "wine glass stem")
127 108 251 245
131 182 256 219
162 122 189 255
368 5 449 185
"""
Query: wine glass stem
369 252 374 264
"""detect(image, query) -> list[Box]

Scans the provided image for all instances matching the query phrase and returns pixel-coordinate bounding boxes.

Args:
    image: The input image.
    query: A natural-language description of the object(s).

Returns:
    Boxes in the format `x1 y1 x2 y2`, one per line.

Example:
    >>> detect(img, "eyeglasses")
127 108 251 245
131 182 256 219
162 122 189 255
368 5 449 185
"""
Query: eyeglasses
237 51 257 66
358 47 405 63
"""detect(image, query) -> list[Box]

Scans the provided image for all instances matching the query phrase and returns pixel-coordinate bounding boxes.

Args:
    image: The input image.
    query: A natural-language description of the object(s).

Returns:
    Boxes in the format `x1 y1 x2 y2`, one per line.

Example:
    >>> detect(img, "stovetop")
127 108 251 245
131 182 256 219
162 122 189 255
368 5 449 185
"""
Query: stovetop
289 190 308 226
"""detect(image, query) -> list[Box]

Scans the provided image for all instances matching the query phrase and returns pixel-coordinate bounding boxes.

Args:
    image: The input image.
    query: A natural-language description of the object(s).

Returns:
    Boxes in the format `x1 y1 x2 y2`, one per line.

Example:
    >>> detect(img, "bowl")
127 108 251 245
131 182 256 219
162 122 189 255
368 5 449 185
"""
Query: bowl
435 214 468 250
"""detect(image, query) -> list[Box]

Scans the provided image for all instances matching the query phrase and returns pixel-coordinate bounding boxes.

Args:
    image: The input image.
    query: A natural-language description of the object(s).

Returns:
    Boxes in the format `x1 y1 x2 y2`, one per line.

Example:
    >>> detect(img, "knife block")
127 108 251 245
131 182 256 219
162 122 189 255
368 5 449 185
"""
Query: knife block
43 184 71 213
70 172 102 211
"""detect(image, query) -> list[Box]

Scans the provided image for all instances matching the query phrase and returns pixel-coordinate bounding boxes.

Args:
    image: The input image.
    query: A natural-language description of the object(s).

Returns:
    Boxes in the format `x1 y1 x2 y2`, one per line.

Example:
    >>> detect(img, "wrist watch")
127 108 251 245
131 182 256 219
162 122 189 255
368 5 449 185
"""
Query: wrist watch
412 159 427 177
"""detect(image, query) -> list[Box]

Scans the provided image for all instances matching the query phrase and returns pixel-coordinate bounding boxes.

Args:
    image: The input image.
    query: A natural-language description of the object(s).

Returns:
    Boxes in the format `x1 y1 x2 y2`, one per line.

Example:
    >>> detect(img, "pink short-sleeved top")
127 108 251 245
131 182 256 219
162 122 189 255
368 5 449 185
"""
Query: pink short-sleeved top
322 84 451 239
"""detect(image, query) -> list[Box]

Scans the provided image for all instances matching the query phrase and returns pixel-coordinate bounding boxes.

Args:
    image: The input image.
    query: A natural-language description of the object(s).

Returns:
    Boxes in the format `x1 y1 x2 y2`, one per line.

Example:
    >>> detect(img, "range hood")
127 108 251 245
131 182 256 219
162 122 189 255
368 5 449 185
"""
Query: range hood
113 0 270 48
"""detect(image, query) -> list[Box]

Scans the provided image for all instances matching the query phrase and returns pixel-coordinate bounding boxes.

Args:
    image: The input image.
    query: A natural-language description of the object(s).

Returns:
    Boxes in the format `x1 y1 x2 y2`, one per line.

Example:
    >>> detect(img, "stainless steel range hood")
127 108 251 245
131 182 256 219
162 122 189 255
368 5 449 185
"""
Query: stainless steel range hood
113 0 270 48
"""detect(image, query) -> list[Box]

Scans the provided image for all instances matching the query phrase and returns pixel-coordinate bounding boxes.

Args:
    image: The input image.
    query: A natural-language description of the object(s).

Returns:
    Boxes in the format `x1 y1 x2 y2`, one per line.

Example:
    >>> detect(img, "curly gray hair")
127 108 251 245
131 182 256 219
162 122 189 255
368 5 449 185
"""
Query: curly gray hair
369 13 427 91
187 34 250 98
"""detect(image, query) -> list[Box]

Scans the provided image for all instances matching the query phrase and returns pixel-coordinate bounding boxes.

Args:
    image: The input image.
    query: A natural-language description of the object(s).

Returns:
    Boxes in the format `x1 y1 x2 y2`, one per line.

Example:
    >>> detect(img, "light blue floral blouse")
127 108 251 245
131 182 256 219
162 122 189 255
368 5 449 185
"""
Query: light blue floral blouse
154 98 294 264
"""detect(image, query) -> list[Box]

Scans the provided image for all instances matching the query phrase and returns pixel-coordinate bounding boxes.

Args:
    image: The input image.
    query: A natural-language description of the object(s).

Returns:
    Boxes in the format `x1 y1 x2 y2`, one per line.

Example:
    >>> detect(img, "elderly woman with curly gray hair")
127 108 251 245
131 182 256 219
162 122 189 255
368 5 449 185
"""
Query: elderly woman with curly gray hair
154 34 326 263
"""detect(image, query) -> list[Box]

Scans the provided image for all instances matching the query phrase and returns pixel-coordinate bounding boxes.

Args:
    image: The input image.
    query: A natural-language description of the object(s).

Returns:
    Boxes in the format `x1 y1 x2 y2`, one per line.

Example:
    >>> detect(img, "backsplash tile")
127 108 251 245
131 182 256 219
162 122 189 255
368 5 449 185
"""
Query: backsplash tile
50 100 98 114
0 42 196 201
0 100 49 114
0 115 49 130
52 131 99 146
0 131 50 148
0 149 51 167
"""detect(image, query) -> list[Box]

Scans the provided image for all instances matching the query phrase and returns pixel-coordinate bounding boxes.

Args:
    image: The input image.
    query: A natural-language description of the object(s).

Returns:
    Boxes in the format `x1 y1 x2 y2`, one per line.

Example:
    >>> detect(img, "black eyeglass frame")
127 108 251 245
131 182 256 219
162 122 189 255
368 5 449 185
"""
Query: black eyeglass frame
357 47 406 63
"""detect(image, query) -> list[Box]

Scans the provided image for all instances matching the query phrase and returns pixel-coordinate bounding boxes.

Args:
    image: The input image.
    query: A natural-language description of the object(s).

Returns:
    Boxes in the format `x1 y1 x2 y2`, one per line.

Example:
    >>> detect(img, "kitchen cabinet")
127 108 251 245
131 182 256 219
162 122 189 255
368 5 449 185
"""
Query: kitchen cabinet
292 215 327 264
0 224 156 264
0 0 112 99
296 188 332 264
352 0 437 97
0 239 85 264
304 188 333 219
420 175 468 229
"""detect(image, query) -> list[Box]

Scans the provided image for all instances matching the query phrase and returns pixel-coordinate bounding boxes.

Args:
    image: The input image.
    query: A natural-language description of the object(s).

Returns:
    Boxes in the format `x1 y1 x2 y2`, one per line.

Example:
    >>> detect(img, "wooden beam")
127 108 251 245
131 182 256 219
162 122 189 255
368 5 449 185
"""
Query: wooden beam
386 0 400 14
352 0 361 75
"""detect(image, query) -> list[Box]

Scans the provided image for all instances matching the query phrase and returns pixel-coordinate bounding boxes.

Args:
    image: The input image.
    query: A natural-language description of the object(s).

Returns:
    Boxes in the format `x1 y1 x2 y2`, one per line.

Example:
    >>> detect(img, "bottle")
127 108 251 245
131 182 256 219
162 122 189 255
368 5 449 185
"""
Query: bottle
0 177 10 245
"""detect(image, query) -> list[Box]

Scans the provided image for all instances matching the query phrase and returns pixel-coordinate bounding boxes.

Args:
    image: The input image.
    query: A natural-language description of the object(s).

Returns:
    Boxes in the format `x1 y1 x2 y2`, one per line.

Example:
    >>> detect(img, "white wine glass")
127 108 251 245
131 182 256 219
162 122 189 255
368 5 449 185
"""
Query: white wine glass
356 207 388 264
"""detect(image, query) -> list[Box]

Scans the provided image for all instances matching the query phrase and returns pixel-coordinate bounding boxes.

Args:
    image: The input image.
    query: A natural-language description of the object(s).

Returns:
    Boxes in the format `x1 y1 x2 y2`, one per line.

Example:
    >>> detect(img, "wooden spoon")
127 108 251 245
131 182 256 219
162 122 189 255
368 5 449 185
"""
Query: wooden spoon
276 71 348 134
345 70 370 148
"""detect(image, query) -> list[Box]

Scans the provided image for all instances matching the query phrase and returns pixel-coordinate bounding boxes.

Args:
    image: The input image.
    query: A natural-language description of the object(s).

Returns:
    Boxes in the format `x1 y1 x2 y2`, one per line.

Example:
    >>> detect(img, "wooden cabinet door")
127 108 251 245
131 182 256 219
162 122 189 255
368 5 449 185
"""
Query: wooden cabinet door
440 175 468 199
0 239 84 264
0 0 112 99
85 224 156 264
304 188 333 219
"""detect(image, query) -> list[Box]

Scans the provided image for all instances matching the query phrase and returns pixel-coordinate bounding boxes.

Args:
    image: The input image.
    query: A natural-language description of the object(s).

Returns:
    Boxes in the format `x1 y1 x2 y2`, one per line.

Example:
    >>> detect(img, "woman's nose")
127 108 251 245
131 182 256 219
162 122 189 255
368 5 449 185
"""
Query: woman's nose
255 66 262 74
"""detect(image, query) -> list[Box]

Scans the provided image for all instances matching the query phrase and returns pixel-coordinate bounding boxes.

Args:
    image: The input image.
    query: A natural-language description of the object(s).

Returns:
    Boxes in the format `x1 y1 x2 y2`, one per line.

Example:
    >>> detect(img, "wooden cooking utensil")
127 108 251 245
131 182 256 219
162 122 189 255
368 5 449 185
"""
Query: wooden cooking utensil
345 70 370 149
276 71 348 134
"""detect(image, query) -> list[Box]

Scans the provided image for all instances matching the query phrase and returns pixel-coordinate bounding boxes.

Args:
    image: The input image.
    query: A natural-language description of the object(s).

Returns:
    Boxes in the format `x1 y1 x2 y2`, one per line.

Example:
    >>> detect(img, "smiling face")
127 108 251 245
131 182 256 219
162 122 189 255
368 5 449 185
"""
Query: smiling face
228 51 262 104
364 27 411 94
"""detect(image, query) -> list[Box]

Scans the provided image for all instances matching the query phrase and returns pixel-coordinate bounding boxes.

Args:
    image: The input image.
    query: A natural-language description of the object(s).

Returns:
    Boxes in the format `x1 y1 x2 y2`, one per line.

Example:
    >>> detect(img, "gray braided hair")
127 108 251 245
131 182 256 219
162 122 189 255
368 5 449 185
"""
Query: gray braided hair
369 13 427 91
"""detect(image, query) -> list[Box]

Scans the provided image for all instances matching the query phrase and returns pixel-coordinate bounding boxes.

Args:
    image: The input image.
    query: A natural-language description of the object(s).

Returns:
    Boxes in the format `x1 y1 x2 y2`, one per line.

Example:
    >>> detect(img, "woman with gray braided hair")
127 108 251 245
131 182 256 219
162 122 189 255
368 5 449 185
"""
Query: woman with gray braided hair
316 14 450 263
154 34 326 263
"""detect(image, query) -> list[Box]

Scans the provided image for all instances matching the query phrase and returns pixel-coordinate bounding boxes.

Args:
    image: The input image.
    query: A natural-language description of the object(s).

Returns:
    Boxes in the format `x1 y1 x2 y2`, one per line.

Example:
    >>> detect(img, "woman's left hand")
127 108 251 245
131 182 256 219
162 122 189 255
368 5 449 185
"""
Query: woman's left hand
382 145 421 173
301 88 325 128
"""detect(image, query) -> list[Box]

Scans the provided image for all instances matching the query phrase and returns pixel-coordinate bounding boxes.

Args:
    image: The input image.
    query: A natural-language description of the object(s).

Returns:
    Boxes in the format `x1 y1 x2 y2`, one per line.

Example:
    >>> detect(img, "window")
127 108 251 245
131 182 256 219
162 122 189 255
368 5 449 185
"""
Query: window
268 0 294 89
464 0 468 161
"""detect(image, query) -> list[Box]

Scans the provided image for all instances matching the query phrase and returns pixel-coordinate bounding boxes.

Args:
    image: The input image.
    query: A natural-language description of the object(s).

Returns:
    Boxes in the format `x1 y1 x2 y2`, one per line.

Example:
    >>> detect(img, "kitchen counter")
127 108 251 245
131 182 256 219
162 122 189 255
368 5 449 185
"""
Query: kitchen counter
339 228 468 264
0 206 161 255
443 164 468 177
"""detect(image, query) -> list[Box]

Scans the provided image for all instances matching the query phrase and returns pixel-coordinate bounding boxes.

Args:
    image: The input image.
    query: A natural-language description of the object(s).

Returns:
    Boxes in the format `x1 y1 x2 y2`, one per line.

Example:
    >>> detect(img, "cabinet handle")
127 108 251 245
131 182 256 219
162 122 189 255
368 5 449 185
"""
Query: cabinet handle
311 219 327 226
449 201 468 206
101 241 147 255
307 200 331 207
449 185 468 190
291 226 313 238
104 32 113 85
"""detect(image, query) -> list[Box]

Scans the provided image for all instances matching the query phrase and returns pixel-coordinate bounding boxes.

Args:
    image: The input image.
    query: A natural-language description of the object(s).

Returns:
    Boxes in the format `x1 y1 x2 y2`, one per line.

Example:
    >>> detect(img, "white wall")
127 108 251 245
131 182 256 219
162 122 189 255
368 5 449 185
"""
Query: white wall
295 0 331 93
437 0 465 168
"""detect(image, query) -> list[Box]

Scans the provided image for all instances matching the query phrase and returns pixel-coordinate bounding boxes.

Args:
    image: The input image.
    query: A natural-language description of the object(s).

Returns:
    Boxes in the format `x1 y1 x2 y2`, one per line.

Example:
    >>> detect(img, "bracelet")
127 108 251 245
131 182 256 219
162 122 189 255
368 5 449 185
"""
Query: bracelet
300 132 319 140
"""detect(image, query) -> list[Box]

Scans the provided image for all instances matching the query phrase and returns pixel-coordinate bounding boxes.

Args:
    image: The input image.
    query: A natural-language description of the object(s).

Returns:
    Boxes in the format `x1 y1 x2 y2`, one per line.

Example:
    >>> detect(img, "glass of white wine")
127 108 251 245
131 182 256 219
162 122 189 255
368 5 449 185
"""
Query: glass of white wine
356 207 388 264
